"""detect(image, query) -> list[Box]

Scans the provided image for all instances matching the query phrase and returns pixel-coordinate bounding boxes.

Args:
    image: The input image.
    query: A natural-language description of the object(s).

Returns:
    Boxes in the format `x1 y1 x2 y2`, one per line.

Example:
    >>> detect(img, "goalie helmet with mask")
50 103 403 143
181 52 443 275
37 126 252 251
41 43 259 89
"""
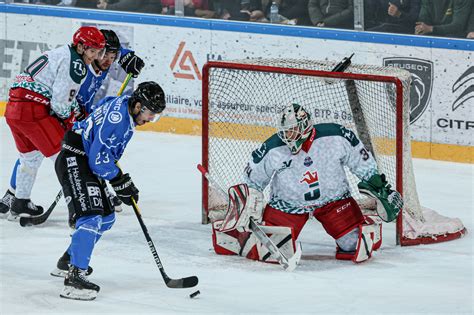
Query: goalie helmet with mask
277 103 313 154
128 81 166 125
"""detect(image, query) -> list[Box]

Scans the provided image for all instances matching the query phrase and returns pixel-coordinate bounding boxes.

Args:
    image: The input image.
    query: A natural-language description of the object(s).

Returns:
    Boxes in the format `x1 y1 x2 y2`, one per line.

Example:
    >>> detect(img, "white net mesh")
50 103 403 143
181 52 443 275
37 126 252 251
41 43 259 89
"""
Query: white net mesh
203 58 465 245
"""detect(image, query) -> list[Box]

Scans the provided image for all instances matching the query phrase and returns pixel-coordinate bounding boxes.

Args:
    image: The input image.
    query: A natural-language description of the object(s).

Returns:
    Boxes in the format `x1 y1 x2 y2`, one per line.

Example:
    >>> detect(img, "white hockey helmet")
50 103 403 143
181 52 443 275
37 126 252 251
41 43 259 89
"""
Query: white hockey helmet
277 103 313 154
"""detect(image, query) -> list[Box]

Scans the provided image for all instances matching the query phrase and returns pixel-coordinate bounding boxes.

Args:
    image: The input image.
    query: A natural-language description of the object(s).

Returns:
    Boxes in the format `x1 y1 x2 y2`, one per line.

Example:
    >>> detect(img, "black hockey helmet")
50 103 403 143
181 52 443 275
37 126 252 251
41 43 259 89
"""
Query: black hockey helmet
100 29 121 53
129 81 166 114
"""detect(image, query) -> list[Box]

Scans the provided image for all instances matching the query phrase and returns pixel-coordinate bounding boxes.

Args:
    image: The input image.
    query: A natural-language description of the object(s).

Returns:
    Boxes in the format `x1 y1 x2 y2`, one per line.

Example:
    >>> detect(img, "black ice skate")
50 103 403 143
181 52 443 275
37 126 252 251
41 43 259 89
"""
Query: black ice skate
0 190 14 218
60 266 100 301
9 198 44 219
51 251 93 278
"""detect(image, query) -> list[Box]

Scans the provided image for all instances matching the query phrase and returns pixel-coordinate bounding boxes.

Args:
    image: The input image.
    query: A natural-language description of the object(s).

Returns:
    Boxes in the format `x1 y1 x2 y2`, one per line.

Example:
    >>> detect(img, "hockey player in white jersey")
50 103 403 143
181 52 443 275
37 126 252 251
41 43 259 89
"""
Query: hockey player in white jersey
0 29 145 218
4 26 105 218
212 103 403 264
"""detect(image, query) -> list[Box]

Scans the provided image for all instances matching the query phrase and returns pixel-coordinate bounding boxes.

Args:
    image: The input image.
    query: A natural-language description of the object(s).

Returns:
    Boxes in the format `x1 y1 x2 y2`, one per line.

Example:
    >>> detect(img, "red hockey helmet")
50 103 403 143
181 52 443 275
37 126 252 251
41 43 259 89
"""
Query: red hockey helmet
72 26 106 50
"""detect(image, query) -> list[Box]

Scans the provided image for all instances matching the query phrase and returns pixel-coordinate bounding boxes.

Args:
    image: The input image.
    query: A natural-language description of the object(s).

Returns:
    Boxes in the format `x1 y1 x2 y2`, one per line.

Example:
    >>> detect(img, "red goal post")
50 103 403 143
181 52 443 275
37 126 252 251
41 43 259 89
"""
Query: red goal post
201 59 466 246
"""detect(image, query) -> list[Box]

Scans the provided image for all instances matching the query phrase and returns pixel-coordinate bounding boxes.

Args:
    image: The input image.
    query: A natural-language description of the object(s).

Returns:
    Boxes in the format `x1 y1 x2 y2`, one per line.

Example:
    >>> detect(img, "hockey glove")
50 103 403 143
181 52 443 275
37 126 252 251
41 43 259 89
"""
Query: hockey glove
73 105 87 121
118 52 145 77
110 173 139 206
358 173 403 222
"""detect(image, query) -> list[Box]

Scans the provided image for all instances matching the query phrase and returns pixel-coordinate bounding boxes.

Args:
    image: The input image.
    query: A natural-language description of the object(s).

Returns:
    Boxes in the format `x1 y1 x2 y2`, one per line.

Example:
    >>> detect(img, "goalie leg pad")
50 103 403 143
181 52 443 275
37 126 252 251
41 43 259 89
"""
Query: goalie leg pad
335 219 379 263
212 220 250 255
313 197 364 239
255 225 298 263
213 205 306 263
244 205 307 263
242 225 298 264
352 223 376 263
364 215 382 251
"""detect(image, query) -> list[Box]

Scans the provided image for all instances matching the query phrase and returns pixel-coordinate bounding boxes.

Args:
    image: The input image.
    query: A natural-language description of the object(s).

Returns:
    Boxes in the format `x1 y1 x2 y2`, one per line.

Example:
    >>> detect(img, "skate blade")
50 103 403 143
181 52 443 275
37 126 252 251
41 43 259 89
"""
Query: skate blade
6 213 19 221
114 205 123 213
50 268 68 278
0 212 10 219
7 212 38 220
60 286 98 301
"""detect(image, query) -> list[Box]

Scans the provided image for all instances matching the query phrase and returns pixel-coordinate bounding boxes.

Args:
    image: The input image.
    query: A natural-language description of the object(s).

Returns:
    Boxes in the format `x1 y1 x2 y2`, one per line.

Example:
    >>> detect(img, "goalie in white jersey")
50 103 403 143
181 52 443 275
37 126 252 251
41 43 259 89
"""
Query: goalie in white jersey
212 103 403 264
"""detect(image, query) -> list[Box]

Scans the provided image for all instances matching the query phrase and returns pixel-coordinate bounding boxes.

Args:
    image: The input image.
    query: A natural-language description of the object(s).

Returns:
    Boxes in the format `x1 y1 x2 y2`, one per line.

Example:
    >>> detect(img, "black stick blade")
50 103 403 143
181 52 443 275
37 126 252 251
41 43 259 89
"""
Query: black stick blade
166 276 199 289
19 216 41 227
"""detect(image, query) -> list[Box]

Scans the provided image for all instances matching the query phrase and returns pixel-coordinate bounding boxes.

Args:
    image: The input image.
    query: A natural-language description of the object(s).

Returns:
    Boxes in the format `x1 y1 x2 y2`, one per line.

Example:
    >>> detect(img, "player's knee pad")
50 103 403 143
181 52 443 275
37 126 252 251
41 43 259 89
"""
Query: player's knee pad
72 215 102 249
99 212 116 233
94 213 116 244
75 215 102 233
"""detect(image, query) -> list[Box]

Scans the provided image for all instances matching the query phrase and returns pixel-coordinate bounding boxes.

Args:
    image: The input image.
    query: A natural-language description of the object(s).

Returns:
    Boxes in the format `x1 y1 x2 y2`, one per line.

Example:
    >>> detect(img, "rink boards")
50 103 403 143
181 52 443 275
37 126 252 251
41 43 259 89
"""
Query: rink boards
0 4 472 163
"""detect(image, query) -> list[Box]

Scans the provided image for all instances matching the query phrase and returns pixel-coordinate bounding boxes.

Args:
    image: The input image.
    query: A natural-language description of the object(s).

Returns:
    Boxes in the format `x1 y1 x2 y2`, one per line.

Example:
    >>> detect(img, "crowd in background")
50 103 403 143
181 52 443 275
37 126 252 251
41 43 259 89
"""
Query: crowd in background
4 0 474 39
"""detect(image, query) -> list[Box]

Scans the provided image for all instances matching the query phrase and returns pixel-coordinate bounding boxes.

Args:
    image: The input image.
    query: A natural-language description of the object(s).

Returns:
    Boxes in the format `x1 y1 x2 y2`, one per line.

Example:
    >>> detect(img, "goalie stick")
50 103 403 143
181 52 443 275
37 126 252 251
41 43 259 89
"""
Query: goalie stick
197 164 302 271
19 74 134 227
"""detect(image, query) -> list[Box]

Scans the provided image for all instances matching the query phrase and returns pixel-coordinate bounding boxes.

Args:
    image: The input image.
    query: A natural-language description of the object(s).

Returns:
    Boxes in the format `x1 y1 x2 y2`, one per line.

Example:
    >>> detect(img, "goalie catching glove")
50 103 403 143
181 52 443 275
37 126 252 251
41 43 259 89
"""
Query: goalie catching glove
110 172 139 206
358 173 403 222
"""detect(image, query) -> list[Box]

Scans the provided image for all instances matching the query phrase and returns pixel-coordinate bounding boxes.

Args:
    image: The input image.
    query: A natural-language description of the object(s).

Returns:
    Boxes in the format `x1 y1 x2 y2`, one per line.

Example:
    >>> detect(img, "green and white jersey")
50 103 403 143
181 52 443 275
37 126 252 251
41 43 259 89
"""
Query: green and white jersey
244 123 378 214
11 45 87 119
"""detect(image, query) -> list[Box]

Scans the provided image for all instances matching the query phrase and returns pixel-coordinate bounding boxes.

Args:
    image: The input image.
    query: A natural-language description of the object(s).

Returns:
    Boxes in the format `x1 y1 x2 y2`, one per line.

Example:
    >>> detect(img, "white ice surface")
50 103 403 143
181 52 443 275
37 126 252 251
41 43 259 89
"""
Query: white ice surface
0 118 472 314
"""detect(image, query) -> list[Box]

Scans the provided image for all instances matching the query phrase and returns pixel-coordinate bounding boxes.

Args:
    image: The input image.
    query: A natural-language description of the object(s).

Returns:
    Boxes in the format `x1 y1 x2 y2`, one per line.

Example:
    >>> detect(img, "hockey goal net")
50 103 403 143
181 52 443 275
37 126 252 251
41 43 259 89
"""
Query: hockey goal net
201 59 466 246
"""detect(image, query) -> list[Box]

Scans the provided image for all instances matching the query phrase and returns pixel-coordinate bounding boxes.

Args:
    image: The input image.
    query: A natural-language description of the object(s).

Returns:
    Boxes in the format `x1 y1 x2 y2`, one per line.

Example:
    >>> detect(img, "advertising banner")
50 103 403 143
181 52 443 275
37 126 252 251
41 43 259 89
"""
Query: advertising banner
0 9 472 162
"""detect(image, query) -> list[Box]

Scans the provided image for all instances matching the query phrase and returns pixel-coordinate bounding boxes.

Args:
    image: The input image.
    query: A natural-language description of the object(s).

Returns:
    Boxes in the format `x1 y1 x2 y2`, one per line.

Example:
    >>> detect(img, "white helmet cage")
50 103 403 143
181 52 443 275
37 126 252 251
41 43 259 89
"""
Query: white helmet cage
277 103 313 154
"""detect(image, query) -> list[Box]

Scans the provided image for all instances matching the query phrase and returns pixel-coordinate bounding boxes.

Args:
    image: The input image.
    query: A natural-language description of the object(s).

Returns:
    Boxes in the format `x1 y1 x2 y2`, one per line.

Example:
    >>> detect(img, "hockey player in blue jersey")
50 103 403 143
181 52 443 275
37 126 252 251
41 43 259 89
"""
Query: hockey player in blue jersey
73 29 144 214
54 81 165 300
0 29 144 218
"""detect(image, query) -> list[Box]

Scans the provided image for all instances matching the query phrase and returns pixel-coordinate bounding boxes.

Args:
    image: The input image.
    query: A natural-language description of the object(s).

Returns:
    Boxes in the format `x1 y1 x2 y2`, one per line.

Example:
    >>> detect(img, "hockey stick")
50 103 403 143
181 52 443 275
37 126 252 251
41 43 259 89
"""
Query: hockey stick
115 160 198 289
20 74 134 227
129 197 199 289
197 164 301 272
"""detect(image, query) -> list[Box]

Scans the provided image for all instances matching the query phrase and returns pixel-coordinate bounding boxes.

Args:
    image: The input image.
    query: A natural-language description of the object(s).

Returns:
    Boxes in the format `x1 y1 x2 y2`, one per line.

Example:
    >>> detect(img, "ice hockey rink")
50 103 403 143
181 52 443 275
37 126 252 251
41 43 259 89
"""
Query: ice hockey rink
0 118 472 314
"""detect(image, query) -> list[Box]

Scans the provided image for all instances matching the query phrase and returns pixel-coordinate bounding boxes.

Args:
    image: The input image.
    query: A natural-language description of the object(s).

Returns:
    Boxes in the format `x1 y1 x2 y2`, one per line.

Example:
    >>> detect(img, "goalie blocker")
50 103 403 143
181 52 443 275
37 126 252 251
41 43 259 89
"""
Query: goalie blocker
211 184 383 264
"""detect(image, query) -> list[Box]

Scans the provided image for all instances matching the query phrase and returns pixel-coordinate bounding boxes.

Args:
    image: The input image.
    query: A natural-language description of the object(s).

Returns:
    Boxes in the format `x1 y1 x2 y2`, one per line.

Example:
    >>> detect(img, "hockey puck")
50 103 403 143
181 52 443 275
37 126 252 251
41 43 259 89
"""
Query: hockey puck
189 290 200 298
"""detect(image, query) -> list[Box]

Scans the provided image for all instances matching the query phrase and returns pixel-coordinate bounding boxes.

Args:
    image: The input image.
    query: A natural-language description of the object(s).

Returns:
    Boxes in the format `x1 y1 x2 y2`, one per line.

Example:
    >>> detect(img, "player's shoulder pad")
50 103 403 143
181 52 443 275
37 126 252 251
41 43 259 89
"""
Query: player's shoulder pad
68 46 87 84
314 123 360 147
252 134 286 164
